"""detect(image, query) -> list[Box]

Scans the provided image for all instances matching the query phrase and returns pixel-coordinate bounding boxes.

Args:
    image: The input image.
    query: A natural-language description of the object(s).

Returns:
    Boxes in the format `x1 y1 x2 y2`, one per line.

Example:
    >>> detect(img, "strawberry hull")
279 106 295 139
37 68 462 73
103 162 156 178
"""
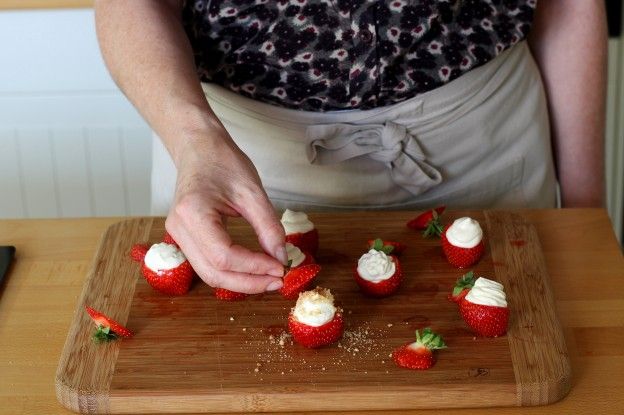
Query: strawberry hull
459 299 509 337
141 261 194 296
354 256 402 297
441 228 485 268
288 312 344 348
285 229 319 256
392 344 435 370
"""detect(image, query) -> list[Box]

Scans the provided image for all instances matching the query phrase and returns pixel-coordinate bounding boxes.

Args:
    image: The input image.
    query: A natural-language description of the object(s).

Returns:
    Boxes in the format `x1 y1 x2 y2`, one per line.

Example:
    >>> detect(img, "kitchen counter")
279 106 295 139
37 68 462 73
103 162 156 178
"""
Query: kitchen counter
0 209 623 414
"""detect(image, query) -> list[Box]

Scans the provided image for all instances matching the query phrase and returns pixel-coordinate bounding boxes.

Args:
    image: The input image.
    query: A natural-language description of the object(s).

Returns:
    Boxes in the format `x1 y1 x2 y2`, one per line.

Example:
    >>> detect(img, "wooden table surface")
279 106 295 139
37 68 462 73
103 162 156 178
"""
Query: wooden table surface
1 209 623 415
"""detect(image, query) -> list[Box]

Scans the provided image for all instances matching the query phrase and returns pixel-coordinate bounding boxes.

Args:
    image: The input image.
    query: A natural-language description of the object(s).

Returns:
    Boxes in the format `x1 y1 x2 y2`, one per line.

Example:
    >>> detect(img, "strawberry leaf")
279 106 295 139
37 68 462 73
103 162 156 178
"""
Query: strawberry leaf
93 325 117 343
452 271 476 296
372 238 384 251
415 328 446 350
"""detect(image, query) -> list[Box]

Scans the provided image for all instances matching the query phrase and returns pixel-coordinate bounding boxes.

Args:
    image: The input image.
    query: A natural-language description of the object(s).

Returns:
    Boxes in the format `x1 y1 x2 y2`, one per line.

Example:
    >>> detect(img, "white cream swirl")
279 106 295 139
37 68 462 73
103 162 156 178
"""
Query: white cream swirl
292 288 336 327
446 217 483 248
465 277 507 307
286 242 306 267
144 242 186 272
281 209 315 235
357 249 396 283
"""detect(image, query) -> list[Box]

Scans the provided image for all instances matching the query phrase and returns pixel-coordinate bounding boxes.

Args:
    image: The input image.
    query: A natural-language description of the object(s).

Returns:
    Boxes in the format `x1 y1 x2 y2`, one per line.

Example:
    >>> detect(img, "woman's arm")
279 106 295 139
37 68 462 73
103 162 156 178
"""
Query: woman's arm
528 0 608 207
94 0 286 293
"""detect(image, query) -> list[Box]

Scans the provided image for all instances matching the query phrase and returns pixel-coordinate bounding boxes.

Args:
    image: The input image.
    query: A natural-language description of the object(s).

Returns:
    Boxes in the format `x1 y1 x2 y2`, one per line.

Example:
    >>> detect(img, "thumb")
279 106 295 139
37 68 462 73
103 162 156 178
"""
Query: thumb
238 191 287 265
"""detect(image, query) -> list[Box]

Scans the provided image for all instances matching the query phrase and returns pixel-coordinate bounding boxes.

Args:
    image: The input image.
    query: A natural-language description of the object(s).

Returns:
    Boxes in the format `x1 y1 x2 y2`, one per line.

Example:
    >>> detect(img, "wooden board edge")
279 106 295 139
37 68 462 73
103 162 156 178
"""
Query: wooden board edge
55 218 155 414
107 385 518 413
484 211 572 407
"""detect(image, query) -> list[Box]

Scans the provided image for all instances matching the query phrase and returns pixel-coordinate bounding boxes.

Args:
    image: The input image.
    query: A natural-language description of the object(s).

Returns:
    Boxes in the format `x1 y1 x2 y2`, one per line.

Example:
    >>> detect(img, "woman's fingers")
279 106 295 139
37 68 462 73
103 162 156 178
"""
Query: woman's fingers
198 266 283 294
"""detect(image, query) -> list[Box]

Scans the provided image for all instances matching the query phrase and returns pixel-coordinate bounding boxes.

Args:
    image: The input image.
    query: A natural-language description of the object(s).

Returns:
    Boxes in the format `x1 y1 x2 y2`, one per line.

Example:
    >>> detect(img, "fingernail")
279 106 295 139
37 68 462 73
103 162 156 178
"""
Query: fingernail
275 246 288 265
266 280 283 291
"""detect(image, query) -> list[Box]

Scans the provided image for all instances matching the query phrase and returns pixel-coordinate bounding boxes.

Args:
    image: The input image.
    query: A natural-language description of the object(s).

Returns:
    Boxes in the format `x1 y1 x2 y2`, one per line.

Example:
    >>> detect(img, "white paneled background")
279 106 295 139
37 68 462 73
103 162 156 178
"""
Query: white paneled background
0 8 622 244
0 9 152 218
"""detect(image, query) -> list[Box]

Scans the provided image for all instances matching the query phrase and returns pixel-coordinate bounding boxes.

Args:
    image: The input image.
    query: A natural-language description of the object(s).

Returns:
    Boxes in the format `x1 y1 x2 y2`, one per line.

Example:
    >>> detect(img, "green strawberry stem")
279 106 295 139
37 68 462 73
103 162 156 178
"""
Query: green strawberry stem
372 238 394 255
452 271 476 296
422 211 443 238
415 328 447 350
92 325 118 343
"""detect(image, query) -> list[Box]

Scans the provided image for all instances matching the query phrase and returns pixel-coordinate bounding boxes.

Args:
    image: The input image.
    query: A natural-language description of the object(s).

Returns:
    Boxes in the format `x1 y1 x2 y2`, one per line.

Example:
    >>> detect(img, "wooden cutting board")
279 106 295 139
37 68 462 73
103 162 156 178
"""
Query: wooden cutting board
56 211 570 414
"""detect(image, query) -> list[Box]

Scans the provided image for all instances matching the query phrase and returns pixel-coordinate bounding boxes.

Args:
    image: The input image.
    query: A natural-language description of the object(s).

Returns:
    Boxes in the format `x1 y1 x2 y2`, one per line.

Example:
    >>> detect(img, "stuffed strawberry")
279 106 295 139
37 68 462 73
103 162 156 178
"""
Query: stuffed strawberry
281 209 319 256
366 238 406 256
85 306 133 343
130 242 194 296
280 263 321 300
214 288 248 301
288 287 343 348
406 206 445 237
392 328 446 370
286 242 315 268
458 276 509 337
441 217 485 268
354 244 402 297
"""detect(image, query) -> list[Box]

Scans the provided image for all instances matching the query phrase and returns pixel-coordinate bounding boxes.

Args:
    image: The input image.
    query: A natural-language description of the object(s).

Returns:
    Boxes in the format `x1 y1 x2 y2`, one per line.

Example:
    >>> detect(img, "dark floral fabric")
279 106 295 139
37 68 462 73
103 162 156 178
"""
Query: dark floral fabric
182 0 536 111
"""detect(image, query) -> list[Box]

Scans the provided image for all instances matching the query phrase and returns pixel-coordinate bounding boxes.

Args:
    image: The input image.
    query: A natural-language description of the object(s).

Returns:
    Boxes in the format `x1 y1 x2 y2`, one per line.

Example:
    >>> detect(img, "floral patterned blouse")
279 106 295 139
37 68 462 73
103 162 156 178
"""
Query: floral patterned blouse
182 0 536 111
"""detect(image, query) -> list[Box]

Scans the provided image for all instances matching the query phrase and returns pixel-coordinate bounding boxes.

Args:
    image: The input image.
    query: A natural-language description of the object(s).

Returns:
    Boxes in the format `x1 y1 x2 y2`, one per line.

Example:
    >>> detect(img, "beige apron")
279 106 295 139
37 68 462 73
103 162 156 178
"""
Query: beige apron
151 41 557 214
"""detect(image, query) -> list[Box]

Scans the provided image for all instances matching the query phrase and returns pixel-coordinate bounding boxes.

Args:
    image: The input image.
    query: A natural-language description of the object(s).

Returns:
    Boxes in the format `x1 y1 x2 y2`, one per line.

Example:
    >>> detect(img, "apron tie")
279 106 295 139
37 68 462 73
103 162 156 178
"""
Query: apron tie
306 121 443 195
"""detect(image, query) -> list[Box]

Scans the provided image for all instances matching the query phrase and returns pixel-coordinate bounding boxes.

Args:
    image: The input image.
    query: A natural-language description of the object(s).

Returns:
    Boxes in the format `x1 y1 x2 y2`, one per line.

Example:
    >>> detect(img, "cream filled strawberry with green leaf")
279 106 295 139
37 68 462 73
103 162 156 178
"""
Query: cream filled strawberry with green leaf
354 240 402 297
130 242 194 296
281 209 318 256
453 275 509 337
288 287 343 348
441 217 485 268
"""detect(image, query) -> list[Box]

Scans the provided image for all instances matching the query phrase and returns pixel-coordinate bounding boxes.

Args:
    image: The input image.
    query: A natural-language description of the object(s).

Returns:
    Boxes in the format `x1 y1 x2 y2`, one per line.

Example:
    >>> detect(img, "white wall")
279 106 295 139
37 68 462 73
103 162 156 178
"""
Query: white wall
0 9 152 218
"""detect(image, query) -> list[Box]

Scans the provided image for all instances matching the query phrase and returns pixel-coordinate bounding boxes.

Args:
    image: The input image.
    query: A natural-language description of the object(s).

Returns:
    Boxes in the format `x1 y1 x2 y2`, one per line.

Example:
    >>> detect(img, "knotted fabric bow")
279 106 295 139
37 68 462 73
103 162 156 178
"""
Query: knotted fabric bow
306 121 443 195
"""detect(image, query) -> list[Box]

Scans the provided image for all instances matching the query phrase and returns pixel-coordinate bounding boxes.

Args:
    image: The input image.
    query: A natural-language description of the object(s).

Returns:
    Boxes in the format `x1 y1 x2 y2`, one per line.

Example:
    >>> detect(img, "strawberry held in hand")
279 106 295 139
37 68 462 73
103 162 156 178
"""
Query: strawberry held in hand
458 277 509 337
280 263 321 300
130 242 194 296
214 288 248 301
85 306 133 343
288 287 343 348
392 328 447 370
354 243 402 297
407 206 445 237
441 217 485 268
281 209 319 256
286 242 315 268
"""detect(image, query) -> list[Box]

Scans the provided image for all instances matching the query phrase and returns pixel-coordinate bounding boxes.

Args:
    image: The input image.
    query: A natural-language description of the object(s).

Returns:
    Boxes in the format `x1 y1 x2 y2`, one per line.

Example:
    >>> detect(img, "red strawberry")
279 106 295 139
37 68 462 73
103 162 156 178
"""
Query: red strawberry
392 328 447 370
459 297 509 337
130 244 148 262
288 311 343 348
367 238 406 255
354 255 402 297
141 260 194 296
441 226 484 268
215 288 248 301
448 271 476 303
406 206 445 237
163 231 177 246
85 306 133 342
286 242 315 268
285 228 319 256
280 264 321 300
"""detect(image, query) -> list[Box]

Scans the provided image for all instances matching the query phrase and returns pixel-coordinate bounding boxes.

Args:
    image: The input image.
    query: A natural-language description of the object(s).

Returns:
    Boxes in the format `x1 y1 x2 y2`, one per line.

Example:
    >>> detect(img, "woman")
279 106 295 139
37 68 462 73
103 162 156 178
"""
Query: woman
94 0 606 294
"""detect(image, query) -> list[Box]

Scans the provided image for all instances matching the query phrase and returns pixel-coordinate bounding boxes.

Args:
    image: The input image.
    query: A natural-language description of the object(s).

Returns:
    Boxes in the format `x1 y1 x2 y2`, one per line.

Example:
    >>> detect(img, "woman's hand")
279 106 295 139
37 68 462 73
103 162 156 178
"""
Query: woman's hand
165 130 287 294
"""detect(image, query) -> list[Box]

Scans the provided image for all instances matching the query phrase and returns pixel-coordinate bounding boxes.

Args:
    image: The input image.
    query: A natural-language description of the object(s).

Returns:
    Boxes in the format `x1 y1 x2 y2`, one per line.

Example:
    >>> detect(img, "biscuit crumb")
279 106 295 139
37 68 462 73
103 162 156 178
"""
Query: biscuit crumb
387 323 393 327
229 317 234 321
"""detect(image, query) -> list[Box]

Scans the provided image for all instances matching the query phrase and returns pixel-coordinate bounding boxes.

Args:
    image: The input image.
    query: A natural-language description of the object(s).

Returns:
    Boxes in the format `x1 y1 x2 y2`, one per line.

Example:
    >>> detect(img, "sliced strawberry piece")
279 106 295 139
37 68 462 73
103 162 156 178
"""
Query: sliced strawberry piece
129 244 148 262
459 298 509 337
163 231 177 246
406 206 446 237
354 256 402 297
441 226 485 268
288 312 343 348
280 264 321 300
392 328 446 370
85 306 133 342
367 238 406 255
285 228 319 256
215 288 248 301
448 271 476 303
